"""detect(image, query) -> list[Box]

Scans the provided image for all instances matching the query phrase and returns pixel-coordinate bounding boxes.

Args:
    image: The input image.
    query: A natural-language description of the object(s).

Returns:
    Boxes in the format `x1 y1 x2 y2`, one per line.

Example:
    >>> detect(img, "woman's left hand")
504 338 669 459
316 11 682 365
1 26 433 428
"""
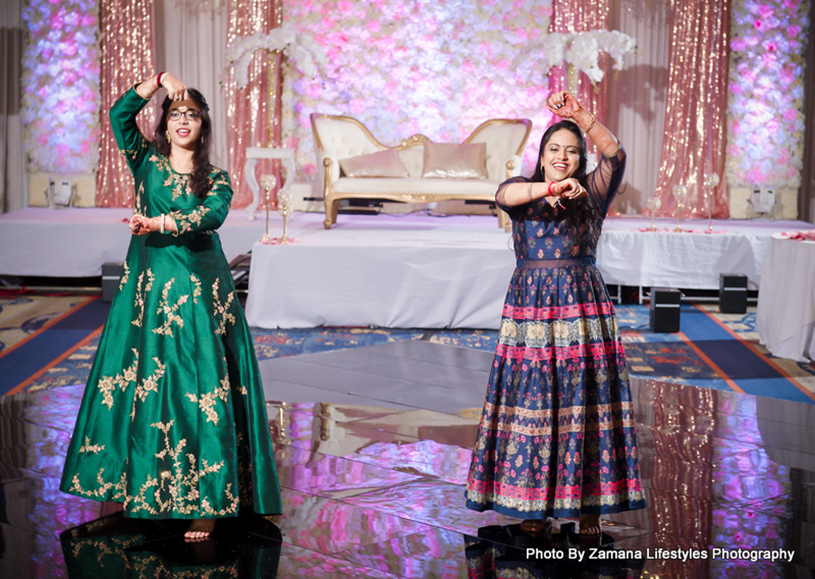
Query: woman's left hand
546 91 582 119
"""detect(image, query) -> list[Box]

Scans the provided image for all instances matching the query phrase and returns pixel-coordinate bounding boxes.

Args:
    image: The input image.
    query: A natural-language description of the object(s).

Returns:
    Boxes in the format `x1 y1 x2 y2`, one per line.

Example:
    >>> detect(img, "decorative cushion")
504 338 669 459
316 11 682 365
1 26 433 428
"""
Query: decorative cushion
421 142 488 179
339 149 409 178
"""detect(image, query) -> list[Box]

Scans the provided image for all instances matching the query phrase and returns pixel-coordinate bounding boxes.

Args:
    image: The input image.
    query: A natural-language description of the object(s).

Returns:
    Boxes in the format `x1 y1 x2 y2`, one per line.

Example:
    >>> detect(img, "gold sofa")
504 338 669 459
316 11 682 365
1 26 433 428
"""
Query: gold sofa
310 113 532 230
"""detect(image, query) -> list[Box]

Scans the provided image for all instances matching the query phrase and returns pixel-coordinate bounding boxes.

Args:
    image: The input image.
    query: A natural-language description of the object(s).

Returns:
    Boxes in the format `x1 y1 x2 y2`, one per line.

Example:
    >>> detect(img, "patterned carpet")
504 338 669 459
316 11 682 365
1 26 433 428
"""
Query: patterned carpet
1 293 814 402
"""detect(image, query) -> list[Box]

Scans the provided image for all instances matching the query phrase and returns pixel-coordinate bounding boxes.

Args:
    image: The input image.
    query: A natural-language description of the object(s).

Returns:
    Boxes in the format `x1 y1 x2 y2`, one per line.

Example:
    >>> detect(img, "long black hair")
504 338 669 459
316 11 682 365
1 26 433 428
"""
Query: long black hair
530 120 599 239
153 88 212 200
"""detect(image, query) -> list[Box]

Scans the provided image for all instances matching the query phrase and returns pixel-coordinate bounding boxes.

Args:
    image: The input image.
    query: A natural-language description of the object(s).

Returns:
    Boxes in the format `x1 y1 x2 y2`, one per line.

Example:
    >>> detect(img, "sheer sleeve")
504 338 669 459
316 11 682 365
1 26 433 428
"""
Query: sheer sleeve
585 146 627 216
495 176 529 214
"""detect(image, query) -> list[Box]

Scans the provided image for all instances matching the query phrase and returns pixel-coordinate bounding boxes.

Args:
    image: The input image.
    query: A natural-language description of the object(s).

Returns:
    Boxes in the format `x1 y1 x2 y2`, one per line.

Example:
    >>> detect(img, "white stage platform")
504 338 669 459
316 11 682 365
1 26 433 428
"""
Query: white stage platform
1 208 811 329
0 207 268 277
243 212 812 330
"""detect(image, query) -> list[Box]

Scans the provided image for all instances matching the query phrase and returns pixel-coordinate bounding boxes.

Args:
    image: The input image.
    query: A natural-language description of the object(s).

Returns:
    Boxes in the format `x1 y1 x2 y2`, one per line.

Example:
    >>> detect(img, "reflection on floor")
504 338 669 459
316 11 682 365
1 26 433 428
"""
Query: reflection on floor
2 341 815 578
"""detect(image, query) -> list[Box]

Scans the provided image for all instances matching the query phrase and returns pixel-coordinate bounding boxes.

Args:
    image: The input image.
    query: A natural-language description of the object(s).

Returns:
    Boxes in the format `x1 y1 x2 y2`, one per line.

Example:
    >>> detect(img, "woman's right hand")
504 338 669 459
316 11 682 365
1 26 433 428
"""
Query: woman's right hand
160 73 188 101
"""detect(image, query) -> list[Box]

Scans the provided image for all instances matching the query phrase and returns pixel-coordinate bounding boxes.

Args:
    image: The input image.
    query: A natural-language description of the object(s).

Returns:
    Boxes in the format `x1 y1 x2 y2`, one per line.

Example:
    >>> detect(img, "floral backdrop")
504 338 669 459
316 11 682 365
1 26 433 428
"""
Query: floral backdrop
726 0 809 188
280 0 555 179
21 0 101 174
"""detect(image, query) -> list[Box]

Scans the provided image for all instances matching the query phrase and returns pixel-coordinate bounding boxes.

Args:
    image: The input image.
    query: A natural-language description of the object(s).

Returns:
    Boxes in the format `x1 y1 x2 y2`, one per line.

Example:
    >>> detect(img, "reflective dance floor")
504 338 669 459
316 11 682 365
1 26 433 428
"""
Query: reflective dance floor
2 340 814 578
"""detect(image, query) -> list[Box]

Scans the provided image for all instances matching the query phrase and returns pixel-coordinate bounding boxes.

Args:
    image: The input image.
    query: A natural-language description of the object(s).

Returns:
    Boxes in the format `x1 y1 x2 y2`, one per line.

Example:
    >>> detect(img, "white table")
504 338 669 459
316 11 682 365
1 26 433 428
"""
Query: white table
243 215 516 329
244 147 296 221
757 234 815 362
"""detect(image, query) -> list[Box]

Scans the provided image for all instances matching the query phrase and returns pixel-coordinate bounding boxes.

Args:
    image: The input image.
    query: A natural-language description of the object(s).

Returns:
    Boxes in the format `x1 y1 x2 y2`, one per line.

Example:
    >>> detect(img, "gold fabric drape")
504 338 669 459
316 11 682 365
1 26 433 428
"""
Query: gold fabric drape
95 0 157 207
225 0 284 209
548 0 610 160
653 0 730 218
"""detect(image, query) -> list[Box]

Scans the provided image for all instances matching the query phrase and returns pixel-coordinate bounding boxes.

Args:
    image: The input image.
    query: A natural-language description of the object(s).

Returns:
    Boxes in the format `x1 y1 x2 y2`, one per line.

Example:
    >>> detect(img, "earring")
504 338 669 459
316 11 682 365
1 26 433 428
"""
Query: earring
165 129 170 142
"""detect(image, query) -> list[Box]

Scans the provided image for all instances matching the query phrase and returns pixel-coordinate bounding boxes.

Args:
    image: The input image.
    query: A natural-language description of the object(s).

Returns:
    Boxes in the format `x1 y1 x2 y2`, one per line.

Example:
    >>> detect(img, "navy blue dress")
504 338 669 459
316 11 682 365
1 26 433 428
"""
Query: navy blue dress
465 150 646 518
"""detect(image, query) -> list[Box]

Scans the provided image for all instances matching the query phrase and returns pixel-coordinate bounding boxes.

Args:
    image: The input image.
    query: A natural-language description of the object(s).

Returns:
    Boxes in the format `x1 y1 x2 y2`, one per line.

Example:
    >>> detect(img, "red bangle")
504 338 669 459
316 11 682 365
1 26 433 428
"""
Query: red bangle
157 71 165 87
547 182 554 197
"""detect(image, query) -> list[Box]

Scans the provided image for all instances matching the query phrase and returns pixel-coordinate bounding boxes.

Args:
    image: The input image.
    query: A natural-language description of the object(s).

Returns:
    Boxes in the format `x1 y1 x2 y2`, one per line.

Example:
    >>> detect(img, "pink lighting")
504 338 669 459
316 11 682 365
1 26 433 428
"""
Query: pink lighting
22 0 101 175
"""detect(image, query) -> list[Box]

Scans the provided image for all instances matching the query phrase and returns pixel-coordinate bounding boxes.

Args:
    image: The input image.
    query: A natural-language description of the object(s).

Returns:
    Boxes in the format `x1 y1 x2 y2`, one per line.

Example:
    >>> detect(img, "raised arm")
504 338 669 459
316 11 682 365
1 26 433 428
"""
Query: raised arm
112 72 190 175
547 91 623 161
548 91 626 212
134 72 188 101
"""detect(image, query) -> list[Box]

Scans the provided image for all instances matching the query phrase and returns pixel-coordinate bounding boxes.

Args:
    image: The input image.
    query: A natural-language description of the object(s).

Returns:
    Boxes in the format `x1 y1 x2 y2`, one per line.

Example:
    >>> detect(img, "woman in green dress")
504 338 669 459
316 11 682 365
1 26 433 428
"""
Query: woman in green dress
60 73 281 541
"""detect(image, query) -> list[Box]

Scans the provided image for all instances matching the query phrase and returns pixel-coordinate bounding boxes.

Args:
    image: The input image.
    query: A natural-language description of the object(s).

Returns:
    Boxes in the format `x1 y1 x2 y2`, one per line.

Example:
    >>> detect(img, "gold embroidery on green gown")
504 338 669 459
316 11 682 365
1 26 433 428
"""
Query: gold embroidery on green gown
60 87 281 519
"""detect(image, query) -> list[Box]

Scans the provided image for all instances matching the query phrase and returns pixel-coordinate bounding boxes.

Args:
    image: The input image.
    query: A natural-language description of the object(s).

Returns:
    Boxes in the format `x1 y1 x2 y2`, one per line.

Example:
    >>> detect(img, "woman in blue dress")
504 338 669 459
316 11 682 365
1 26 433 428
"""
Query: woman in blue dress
465 91 646 535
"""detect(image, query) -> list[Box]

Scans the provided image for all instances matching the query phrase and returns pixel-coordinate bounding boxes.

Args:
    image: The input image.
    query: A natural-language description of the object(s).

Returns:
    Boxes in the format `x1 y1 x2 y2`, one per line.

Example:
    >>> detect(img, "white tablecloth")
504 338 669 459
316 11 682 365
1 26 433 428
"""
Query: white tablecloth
244 217 516 329
243 214 814 330
757 235 815 362
596 218 805 289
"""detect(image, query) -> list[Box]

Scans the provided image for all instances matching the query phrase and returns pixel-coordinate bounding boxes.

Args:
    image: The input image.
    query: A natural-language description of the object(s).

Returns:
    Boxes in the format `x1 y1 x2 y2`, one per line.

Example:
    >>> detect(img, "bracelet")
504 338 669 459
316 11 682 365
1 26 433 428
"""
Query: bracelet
157 71 165 88
160 214 165 234
527 182 534 201
547 182 554 197
582 111 596 133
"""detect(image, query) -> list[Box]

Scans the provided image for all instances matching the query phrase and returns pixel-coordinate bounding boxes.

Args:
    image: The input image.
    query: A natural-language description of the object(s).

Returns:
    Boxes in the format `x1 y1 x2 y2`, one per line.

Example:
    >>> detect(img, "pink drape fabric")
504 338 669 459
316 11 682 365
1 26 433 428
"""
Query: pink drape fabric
547 0 610 160
225 0 284 209
95 0 157 207
652 0 730 218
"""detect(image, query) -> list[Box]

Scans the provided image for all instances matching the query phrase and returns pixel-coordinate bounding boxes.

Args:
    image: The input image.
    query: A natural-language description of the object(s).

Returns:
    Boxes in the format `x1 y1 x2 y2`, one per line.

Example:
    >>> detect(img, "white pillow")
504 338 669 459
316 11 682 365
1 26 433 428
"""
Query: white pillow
339 149 409 178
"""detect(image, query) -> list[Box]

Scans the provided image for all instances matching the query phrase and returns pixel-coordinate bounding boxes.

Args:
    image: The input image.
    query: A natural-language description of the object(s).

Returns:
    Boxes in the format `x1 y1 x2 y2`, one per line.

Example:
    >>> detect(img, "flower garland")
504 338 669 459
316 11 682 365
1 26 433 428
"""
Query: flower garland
726 0 809 188
226 24 326 88
515 30 637 85
281 0 555 178
20 0 101 174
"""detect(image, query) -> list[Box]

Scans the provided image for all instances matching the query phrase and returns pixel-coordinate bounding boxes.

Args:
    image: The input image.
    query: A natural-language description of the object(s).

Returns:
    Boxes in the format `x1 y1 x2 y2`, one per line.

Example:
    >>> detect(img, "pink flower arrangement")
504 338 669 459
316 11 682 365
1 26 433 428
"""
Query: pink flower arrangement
281 0 555 177
726 0 807 188
21 0 100 174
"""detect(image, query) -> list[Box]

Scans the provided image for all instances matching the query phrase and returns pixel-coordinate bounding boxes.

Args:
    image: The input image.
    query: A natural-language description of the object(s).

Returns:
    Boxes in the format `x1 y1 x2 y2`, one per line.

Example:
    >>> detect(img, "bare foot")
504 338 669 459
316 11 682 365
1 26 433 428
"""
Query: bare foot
185 518 216 542
579 514 601 535
520 519 549 533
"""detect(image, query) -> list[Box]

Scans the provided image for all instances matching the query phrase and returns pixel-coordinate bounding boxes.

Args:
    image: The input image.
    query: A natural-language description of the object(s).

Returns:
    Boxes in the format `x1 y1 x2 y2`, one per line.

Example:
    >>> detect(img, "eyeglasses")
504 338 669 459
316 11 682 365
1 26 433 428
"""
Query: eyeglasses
168 109 201 122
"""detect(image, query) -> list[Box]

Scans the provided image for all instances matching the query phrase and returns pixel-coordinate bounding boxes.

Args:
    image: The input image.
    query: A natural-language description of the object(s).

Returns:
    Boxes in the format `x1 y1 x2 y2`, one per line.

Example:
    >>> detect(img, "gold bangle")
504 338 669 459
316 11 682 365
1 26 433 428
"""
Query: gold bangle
582 111 596 133
527 182 534 201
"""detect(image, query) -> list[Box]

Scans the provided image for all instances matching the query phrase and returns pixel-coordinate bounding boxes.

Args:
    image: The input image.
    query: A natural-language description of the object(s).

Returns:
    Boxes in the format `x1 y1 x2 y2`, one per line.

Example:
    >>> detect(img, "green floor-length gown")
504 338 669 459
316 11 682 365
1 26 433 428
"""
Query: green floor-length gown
60 88 282 519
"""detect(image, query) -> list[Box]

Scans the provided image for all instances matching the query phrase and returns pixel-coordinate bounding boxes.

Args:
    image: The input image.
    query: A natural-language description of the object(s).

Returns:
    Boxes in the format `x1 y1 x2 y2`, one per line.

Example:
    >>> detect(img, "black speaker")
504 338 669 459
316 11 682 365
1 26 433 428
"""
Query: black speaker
719 274 748 314
101 262 124 303
649 287 681 333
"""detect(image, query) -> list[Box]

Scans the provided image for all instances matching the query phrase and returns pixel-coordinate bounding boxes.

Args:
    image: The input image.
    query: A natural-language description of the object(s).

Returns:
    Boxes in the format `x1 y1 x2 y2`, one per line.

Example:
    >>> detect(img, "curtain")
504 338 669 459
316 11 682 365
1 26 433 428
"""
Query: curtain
95 0 158 207
606 0 670 215
224 0 284 209
652 0 730 218
153 0 229 171
800 0 815 224
548 0 610 161
0 0 25 214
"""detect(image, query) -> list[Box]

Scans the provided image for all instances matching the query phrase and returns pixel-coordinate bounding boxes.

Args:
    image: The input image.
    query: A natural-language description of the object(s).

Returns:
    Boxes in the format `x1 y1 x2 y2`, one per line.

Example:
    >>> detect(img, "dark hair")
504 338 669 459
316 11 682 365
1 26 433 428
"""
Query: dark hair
153 88 212 200
531 120 588 185
530 120 598 239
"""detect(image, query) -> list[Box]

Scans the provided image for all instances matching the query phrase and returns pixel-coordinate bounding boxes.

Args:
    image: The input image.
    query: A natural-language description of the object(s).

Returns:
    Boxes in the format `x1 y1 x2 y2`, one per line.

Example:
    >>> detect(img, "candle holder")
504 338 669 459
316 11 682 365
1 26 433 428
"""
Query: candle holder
271 188 298 245
259 174 277 244
646 196 662 231
672 184 688 232
703 173 720 233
